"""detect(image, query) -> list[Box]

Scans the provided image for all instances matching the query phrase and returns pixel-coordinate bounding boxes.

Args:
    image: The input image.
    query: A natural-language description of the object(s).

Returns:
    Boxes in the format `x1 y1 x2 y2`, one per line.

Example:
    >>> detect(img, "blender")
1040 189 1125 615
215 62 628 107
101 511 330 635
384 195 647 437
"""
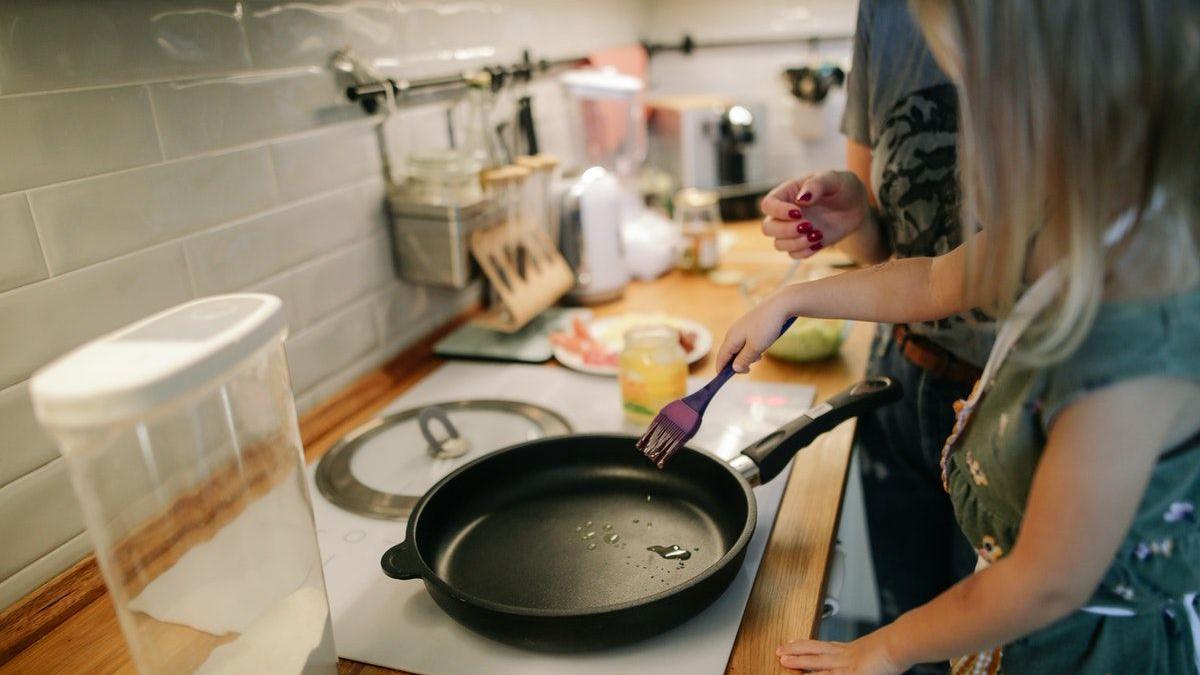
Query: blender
553 68 645 304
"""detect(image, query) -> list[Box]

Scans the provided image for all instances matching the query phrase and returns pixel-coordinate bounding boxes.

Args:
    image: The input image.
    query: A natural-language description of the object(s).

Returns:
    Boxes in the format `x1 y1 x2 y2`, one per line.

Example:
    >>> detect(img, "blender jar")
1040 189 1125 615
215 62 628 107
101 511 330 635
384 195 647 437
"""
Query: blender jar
30 294 337 675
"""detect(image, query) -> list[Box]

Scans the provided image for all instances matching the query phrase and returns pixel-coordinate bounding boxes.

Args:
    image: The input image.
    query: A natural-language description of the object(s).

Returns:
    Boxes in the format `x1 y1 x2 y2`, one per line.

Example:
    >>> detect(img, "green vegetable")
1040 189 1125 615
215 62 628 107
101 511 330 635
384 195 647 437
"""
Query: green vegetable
766 318 845 362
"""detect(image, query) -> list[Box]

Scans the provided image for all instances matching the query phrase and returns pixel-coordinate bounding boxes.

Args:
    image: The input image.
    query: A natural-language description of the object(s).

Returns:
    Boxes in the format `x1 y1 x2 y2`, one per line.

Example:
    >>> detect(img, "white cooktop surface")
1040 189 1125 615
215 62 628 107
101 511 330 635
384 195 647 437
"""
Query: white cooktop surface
306 362 815 675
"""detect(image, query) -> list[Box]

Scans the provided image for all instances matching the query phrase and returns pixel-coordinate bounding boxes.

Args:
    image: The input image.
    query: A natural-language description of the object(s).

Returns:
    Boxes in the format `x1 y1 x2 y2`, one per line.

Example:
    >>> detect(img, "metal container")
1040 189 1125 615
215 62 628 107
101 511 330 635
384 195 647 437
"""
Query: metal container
387 191 500 289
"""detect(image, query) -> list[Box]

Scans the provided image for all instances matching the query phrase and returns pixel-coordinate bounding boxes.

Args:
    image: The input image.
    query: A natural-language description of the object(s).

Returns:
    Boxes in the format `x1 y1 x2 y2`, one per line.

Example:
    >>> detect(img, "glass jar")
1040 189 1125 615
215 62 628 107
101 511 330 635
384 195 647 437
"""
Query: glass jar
403 151 483 206
619 325 688 425
675 188 722 272
30 295 337 675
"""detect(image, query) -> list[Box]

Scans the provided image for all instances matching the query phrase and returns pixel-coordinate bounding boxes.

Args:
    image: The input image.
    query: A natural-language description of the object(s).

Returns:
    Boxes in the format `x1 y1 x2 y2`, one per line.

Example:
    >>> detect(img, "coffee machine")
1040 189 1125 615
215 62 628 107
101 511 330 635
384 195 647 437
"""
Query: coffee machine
646 96 766 220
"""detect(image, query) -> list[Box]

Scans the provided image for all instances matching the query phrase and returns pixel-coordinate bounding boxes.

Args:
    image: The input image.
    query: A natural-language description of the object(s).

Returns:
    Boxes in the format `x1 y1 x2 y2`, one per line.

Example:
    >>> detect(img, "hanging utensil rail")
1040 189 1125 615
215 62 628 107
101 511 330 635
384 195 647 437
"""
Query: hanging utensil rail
342 31 854 113
345 51 587 113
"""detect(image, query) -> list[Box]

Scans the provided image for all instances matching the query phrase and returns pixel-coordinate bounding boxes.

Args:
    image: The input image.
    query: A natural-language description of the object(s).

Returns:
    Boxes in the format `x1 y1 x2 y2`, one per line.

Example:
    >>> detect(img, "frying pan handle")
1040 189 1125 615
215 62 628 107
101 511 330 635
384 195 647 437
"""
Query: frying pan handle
381 540 423 580
737 377 903 484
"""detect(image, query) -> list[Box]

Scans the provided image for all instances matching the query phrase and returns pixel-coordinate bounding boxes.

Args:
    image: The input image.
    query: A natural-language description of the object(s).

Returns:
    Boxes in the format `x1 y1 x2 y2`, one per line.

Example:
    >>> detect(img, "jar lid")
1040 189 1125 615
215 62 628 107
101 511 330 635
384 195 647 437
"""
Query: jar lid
407 151 482 179
675 187 719 208
30 294 287 429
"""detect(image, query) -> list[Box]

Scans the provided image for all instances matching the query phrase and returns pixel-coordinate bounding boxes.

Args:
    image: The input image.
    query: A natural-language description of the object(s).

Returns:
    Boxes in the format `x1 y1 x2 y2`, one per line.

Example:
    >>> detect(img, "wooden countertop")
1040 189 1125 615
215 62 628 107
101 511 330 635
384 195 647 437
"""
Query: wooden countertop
0 222 869 675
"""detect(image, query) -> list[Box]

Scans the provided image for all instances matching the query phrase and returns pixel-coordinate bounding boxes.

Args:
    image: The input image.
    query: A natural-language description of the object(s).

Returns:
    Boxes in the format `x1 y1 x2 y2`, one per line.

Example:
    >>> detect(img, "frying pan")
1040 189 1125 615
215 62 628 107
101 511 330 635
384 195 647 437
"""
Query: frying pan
381 377 901 650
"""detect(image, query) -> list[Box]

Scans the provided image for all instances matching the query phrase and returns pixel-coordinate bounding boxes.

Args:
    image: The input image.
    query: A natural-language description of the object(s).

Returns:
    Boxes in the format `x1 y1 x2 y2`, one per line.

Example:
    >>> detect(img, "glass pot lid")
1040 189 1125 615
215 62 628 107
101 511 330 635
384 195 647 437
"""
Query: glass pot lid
315 399 572 519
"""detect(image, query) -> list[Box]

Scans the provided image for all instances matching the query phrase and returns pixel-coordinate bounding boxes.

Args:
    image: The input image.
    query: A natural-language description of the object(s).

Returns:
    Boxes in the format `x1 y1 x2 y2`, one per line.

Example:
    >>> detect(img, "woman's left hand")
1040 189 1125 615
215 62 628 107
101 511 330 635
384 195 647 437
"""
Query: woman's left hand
776 633 904 674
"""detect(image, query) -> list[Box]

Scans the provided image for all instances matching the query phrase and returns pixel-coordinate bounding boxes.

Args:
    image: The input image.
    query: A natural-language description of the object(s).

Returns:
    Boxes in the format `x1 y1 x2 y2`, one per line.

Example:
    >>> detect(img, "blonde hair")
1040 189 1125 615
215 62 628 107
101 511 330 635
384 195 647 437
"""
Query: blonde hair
911 0 1200 364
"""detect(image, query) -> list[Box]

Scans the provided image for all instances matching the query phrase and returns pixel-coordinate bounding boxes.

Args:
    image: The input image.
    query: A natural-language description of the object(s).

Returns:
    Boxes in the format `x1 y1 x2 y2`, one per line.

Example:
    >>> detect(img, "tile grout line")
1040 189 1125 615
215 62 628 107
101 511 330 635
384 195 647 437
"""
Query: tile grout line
21 192 55 278
287 288 381 344
287 294 383 397
0 454 64 497
0 64 326 101
5 175 385 297
264 146 284 205
6 114 381 199
0 531 89 598
242 228 392 310
181 245 200 299
184 174 384 241
144 84 168 162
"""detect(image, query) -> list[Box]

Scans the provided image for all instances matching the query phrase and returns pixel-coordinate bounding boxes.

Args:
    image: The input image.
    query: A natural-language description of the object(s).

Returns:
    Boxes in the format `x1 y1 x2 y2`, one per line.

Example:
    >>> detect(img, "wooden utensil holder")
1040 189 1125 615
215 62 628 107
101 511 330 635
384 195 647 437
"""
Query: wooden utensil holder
470 162 574 333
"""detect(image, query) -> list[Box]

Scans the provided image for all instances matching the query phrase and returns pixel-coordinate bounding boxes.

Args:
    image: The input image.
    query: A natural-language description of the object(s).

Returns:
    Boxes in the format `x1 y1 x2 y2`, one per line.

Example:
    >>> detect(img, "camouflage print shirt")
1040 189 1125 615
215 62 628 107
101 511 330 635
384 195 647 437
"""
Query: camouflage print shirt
840 0 995 366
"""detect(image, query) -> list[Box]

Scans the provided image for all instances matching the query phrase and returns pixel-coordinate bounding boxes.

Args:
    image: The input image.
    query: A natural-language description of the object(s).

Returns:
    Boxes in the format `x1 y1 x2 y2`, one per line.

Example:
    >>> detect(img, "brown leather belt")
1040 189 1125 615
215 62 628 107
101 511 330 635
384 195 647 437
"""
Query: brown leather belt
892 324 982 386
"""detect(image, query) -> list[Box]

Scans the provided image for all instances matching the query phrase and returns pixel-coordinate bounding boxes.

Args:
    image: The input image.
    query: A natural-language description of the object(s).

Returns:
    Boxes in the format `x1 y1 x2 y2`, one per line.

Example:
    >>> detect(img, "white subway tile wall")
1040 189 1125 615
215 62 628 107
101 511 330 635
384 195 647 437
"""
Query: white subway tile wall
0 0 641 609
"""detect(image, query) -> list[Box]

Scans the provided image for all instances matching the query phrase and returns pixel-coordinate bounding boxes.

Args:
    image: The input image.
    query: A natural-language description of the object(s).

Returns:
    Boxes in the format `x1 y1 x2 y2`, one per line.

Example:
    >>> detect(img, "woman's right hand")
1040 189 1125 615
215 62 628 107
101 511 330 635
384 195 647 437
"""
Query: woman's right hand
759 170 872 259
716 290 795 374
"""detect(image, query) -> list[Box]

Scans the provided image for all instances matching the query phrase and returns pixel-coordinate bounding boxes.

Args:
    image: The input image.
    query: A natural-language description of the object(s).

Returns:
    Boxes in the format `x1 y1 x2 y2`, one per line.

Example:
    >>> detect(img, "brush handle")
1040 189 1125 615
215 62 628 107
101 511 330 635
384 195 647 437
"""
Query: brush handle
689 317 797 412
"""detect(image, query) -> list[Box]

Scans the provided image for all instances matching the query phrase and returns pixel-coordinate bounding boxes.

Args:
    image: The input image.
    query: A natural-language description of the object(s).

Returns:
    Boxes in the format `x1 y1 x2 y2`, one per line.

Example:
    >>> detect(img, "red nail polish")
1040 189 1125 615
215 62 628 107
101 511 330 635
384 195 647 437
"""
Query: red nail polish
799 191 812 203
811 242 823 251
796 221 812 234
807 229 823 242
788 209 802 219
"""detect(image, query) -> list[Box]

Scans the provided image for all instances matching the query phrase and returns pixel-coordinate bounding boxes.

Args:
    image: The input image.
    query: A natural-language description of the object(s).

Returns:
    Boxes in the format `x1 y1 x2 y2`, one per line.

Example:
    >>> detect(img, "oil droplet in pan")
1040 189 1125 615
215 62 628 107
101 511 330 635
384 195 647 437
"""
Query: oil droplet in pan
581 531 597 540
604 533 620 544
587 543 596 550
647 545 691 561
603 523 613 531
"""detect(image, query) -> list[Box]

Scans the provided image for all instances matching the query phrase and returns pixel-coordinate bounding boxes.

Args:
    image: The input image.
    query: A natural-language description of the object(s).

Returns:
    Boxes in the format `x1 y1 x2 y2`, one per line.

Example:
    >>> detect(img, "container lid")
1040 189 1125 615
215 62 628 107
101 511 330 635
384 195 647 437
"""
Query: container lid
30 294 287 429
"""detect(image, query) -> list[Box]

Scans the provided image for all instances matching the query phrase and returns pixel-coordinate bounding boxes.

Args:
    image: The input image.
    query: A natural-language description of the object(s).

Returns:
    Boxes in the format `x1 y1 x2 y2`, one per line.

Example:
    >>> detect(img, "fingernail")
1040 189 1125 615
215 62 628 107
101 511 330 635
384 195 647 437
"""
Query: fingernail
806 229 823 242
788 209 802 219
811 242 823 251
798 191 812 203
796 221 812 234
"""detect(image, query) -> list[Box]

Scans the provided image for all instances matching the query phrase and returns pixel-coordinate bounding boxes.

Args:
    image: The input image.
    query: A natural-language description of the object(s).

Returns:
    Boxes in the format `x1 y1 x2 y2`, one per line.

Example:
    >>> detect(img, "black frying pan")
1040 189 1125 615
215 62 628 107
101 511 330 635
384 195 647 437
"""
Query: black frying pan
381 377 901 650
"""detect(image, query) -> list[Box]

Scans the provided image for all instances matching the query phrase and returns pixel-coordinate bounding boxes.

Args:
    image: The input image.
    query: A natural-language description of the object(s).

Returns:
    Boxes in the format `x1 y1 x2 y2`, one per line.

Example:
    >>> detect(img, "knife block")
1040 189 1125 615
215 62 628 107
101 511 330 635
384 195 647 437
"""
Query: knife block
470 164 574 333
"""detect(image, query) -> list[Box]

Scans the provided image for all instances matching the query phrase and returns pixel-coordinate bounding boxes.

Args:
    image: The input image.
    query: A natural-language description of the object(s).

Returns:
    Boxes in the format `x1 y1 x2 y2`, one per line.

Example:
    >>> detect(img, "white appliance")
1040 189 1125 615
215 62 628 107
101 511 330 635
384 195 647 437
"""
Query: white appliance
306 362 815 675
554 166 629 303
554 68 649 304
647 94 730 190
647 95 766 190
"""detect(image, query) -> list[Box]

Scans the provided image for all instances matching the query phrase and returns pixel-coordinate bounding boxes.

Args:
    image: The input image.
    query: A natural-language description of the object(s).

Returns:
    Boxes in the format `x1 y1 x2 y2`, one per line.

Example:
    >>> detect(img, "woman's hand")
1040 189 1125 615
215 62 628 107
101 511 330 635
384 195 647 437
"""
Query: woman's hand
759 171 873 259
715 291 794 373
776 633 904 675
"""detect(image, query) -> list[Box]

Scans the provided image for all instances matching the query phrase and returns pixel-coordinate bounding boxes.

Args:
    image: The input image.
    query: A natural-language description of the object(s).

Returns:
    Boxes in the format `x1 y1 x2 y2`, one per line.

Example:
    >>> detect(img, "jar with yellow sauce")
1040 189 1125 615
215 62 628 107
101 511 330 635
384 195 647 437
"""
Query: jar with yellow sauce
619 325 687 425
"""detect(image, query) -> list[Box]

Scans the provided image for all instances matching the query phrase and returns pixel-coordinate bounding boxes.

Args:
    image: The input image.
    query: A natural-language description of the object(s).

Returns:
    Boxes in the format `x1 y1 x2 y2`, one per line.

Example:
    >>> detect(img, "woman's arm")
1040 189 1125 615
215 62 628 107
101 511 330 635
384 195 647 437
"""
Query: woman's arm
777 376 1200 673
717 234 973 373
838 140 892 265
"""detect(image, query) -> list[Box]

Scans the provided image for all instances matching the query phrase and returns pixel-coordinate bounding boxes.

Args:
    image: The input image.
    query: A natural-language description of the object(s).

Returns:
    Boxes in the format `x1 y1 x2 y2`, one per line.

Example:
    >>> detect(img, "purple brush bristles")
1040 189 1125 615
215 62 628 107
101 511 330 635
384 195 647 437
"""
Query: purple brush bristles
637 318 796 467
636 364 737 468
636 400 700 468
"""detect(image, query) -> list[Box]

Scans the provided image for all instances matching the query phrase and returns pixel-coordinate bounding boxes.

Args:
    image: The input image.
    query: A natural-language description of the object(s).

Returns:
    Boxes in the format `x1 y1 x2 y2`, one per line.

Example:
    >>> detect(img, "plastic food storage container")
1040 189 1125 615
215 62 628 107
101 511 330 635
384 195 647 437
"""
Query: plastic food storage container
29 294 337 675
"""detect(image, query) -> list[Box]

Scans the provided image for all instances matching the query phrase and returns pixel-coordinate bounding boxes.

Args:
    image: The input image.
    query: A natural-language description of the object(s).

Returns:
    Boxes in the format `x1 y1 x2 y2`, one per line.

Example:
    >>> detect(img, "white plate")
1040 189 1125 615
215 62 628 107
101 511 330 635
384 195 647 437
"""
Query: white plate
551 313 713 377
